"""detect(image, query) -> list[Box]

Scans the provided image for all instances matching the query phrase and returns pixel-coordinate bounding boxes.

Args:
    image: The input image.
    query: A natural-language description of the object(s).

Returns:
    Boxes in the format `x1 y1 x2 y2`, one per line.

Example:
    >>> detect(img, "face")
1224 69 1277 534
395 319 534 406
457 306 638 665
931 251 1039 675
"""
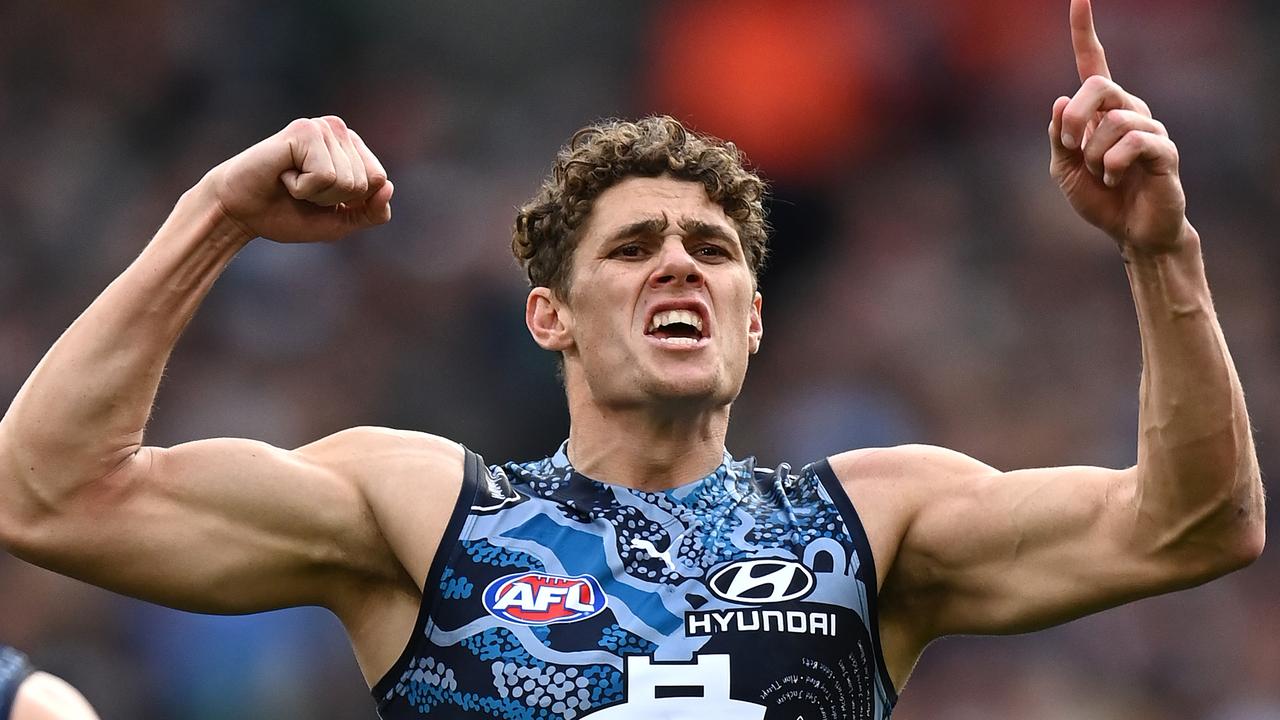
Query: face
526 175 764 411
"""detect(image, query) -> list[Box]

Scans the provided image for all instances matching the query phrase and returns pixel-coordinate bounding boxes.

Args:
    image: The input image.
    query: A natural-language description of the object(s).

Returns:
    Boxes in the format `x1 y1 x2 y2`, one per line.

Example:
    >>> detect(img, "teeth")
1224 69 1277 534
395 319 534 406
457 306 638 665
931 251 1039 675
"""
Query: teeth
658 336 698 346
649 309 704 333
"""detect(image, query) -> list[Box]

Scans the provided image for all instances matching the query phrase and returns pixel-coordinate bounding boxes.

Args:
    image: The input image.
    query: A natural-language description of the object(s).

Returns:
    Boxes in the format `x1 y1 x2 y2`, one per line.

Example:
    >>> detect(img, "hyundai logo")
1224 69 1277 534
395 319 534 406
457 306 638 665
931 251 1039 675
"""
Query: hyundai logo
707 559 815 604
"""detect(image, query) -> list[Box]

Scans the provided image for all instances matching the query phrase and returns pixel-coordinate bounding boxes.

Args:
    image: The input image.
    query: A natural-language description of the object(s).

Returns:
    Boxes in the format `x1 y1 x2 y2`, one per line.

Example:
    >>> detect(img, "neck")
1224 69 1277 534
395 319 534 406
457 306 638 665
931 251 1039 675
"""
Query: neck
565 394 731 491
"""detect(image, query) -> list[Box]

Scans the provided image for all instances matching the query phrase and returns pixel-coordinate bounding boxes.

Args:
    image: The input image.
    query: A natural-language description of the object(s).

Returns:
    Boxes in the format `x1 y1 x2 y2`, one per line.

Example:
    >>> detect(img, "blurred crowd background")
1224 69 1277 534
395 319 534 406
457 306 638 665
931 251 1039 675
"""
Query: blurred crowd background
1 0 1277 718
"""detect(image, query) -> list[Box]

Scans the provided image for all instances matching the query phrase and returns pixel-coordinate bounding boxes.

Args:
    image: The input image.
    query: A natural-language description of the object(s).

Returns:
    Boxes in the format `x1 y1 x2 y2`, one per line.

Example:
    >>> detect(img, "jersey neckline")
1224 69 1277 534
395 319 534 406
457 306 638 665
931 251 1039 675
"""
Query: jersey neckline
546 440 737 499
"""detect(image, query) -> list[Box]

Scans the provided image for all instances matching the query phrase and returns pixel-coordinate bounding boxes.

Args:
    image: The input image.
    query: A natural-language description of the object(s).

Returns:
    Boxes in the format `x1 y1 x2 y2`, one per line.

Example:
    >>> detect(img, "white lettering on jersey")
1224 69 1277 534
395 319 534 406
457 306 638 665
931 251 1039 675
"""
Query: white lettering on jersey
491 582 596 613
684 609 838 637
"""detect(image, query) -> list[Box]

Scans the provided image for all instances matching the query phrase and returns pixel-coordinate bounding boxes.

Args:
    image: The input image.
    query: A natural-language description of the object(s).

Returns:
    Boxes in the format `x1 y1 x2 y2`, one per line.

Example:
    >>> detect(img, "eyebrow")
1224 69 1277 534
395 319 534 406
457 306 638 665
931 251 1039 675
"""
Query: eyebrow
602 215 669 246
677 217 738 245
601 213 739 247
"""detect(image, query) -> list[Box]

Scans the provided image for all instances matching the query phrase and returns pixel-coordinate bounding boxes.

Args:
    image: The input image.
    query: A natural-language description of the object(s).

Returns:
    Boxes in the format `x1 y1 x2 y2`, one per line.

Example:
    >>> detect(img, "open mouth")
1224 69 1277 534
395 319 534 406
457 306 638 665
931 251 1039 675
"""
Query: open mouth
646 308 707 346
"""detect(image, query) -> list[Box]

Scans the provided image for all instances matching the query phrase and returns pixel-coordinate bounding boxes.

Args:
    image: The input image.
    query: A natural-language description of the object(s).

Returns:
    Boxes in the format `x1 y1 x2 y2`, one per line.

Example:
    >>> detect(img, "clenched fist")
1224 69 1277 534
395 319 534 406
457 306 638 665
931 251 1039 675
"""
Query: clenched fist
204 116 393 244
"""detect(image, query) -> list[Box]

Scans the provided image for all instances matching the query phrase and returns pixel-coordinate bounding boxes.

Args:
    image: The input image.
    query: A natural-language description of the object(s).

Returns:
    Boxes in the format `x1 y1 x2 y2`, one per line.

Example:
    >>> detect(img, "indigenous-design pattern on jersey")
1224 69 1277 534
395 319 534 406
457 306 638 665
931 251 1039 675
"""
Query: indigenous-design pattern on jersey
0 645 33 720
374 443 897 719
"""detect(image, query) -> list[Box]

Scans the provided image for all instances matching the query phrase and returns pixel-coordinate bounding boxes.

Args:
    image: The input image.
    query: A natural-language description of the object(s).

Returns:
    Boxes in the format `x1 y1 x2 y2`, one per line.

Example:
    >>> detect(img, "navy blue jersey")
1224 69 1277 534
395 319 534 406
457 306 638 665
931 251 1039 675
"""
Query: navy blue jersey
0 646 33 720
373 443 897 719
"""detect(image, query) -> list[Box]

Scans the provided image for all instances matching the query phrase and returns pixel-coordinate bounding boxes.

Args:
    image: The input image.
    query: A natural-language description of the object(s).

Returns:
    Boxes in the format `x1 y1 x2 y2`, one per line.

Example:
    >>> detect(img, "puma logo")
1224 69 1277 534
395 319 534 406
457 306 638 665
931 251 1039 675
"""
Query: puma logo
630 531 687 571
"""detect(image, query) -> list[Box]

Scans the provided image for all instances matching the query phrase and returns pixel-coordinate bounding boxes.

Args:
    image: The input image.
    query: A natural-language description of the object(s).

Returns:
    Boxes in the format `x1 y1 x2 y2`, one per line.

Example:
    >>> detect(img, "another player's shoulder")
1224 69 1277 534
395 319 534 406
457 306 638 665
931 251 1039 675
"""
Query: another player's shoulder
12 672 100 720
296 426 466 487
828 444 997 494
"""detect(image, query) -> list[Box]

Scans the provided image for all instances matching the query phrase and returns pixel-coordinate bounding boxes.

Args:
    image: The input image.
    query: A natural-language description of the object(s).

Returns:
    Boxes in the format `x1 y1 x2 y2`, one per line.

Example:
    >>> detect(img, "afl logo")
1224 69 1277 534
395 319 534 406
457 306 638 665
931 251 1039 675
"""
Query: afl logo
708 559 815 605
482 572 608 625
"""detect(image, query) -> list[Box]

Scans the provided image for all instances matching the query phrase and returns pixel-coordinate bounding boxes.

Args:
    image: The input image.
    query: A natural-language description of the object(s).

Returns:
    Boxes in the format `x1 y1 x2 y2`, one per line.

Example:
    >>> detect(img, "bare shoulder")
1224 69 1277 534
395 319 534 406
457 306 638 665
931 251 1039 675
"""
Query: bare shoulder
828 443 995 488
13 671 100 720
824 444 996 589
300 425 467 589
302 427 472 683
824 445 1004 686
297 425 465 481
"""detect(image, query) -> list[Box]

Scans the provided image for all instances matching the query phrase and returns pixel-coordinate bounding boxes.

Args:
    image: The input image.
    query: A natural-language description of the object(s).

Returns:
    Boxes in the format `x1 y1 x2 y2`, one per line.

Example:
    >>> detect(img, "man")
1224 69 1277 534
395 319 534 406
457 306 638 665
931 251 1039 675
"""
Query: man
0 647 99 720
0 1 1264 718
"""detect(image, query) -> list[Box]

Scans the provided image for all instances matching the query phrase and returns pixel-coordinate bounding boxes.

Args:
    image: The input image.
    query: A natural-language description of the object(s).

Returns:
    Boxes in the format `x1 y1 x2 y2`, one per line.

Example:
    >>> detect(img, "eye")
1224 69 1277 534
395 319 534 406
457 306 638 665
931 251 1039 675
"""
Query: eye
612 243 645 258
695 245 729 259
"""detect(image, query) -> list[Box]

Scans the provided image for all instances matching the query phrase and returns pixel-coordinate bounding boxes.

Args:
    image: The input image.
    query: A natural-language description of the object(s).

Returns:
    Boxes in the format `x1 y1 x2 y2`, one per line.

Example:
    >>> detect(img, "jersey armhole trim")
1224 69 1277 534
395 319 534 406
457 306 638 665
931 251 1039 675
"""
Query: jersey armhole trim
814 458 900 706
371 445 484 703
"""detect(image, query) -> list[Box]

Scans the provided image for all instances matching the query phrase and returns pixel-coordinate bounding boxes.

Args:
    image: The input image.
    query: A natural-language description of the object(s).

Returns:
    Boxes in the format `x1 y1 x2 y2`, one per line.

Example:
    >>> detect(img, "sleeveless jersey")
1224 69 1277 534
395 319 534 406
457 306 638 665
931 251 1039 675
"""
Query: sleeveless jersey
0 646 33 720
373 443 897 719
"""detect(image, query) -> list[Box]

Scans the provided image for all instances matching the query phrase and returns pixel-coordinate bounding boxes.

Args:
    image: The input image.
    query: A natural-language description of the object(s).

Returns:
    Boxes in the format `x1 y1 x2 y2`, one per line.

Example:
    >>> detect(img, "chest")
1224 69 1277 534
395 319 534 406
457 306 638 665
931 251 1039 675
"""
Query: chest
426 500 877 716
377 460 894 719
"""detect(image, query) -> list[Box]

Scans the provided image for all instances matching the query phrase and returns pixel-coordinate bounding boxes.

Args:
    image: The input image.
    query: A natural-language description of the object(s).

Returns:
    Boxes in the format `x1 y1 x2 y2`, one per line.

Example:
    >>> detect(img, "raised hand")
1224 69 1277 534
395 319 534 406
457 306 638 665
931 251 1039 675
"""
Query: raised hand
1049 0 1188 254
205 116 394 244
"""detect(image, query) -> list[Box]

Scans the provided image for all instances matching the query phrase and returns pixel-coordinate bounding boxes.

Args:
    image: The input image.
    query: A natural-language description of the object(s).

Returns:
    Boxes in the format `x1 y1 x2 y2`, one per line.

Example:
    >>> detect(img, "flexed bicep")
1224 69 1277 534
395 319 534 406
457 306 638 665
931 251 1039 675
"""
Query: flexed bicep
5 427 460 617
843 444 1250 655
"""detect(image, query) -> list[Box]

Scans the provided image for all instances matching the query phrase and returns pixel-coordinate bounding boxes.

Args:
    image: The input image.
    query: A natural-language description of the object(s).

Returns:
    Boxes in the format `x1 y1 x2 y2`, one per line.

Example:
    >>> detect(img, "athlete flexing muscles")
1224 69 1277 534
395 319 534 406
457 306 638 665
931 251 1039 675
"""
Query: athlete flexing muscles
0 1 1263 718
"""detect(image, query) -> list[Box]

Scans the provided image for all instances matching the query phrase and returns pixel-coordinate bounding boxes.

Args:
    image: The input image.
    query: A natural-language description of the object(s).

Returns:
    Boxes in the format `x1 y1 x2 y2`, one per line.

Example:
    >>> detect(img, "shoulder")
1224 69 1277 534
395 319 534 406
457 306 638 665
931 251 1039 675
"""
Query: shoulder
826 444 1000 540
293 427 469 592
828 444 996 496
822 444 998 586
303 428 471 584
299 425 463 458
296 425 467 489
13 671 99 720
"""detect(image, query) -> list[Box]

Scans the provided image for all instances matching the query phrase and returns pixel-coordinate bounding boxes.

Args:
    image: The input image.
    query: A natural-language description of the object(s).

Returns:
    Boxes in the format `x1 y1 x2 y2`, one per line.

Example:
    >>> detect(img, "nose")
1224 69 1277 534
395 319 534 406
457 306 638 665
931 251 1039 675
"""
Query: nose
648 237 704 289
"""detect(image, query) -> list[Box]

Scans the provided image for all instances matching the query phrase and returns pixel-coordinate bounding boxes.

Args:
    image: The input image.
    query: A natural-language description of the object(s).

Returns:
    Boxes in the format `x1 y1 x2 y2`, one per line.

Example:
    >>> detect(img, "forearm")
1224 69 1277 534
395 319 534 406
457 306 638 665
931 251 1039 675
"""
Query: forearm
1126 224 1263 553
0 178 250 520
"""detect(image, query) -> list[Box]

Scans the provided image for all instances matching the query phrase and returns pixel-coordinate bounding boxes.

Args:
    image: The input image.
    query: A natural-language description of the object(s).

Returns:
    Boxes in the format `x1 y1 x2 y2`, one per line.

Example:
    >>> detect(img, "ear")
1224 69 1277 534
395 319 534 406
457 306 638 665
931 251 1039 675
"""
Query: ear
526 287 573 352
748 291 763 354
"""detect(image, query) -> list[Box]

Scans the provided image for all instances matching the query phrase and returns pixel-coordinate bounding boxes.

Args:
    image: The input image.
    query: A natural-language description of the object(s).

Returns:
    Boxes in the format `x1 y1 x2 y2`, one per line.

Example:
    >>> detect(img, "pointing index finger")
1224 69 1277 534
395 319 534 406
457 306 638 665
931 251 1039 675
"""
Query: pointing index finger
1071 0 1111 82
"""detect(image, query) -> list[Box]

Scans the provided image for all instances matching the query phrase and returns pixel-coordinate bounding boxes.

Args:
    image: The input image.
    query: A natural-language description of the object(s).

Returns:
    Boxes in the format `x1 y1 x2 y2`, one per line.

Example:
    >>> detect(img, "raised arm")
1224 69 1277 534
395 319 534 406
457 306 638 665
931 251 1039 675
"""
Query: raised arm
835 0 1264 687
0 118 457 631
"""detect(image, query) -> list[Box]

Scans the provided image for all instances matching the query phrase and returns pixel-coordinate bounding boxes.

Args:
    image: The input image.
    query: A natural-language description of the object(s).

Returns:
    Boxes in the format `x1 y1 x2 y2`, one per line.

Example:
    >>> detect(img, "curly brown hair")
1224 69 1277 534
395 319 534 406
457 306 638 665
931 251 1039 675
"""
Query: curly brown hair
512 116 769 299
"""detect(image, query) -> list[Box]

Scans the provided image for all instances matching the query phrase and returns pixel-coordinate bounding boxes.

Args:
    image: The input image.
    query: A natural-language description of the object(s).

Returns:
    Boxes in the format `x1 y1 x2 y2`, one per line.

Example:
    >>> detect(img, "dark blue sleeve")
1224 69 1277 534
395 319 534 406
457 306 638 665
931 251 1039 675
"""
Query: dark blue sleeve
0 646 35 720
